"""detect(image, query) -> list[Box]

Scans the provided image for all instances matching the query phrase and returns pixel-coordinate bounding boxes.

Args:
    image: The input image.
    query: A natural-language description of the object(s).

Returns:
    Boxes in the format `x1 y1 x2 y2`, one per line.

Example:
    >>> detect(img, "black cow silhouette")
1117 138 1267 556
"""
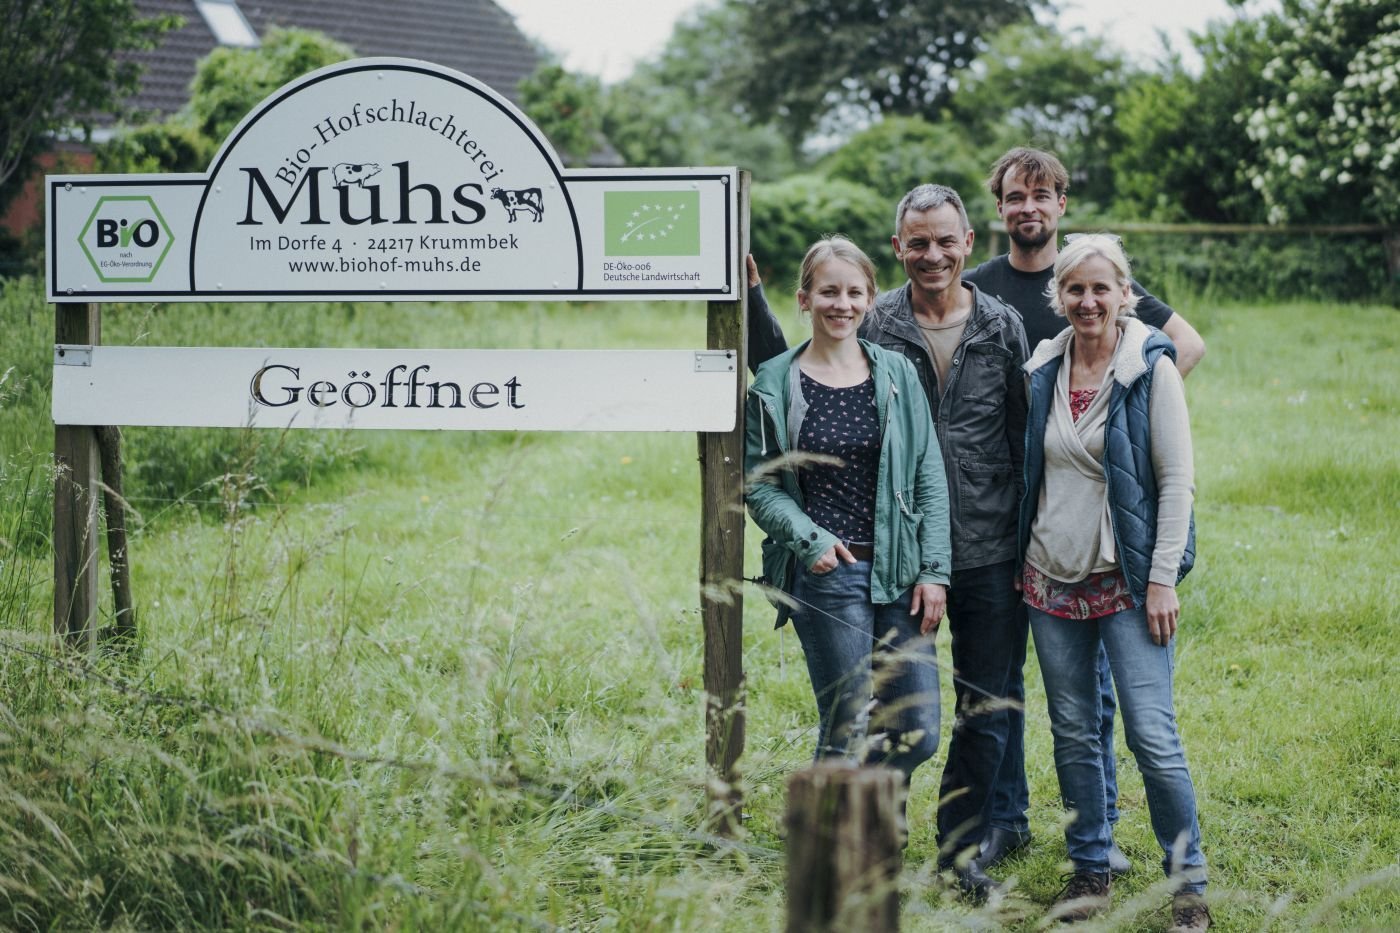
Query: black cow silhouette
490 187 544 222
332 162 382 188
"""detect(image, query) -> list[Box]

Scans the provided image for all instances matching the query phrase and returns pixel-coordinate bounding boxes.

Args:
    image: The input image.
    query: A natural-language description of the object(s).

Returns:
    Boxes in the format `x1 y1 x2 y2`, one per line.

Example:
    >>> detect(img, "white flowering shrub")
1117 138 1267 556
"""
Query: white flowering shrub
1241 0 1400 225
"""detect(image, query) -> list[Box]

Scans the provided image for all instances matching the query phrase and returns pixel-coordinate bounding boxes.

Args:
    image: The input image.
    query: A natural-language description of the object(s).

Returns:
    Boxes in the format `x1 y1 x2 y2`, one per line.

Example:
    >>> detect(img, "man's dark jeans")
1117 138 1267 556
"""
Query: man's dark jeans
935 559 1024 865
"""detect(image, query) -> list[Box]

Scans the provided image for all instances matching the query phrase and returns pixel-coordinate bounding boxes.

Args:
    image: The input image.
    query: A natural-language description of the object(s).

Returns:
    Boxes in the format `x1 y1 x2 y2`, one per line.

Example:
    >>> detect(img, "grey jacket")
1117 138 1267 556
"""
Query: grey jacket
748 281 1027 571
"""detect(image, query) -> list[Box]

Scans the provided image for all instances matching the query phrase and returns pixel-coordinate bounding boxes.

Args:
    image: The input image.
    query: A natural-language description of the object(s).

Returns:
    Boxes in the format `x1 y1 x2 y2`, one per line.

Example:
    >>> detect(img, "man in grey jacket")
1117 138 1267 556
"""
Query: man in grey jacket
748 184 1026 898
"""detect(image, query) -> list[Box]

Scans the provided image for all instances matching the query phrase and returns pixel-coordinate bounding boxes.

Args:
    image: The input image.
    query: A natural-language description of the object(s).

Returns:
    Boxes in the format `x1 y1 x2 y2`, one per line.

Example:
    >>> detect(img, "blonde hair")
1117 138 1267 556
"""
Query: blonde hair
796 235 878 310
1046 233 1140 318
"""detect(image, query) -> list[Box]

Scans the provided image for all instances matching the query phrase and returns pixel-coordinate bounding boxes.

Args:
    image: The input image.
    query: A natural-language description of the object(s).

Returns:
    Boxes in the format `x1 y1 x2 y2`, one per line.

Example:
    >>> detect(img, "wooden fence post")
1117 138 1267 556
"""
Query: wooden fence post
699 171 750 835
786 764 904 933
53 303 101 652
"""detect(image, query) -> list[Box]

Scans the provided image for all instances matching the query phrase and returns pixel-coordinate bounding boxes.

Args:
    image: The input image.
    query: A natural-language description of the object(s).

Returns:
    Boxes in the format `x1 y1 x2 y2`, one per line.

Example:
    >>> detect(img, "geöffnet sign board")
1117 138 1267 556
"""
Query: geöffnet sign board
52 346 738 431
46 58 738 303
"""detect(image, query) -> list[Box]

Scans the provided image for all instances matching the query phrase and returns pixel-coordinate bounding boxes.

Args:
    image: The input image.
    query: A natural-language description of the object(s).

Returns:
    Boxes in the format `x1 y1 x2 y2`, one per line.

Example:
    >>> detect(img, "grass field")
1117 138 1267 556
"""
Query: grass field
1 277 1397 930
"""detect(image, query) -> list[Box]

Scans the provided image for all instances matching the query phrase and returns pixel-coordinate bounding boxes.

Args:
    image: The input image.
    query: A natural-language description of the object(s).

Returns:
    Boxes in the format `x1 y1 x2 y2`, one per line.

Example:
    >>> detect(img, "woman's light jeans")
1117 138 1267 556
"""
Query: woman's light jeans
1030 603 1207 893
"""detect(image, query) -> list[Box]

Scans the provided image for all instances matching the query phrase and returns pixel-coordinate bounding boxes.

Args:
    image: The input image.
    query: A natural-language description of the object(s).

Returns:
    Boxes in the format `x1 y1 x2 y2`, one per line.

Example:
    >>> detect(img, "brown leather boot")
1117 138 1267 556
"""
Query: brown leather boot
1168 892 1213 932
1048 870 1111 923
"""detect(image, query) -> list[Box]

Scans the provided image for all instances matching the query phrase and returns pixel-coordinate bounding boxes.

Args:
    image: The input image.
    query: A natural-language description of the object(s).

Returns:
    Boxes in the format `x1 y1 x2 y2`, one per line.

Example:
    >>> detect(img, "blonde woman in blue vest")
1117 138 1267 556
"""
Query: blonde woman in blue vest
1018 234 1208 931
745 236 951 791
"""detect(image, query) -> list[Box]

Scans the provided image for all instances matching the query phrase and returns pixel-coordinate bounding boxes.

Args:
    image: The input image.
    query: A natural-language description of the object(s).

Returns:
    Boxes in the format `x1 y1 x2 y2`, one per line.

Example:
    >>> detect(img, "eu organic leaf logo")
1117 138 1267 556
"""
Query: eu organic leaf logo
604 191 700 256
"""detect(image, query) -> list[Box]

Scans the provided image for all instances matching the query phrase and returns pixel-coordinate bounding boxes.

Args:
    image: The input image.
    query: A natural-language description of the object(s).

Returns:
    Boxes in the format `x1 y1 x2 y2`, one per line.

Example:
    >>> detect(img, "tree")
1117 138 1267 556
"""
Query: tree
0 0 175 206
600 3 801 179
518 63 604 166
1239 0 1400 226
1112 0 1400 228
98 27 353 175
820 116 990 219
1110 13 1279 222
949 24 1132 211
736 0 1042 141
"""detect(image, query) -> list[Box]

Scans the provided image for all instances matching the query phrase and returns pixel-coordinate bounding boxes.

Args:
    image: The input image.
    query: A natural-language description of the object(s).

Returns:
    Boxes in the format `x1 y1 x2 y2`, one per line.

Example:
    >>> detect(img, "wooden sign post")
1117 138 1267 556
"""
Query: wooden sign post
700 173 749 834
52 303 100 650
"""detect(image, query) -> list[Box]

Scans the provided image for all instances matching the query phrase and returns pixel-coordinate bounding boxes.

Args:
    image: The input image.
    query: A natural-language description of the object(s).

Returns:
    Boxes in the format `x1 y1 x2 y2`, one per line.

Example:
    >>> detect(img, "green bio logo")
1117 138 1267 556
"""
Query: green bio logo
604 191 700 256
79 195 175 283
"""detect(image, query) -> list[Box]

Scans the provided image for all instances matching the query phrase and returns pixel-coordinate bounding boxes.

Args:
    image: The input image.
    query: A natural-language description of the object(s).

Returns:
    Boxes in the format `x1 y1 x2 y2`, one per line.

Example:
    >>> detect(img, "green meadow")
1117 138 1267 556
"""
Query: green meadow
1 274 1397 930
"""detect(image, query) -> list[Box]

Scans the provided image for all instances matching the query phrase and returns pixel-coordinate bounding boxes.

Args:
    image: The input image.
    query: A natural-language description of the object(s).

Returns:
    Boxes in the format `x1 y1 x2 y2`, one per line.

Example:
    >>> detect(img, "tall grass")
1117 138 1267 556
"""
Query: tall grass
1 287 1397 929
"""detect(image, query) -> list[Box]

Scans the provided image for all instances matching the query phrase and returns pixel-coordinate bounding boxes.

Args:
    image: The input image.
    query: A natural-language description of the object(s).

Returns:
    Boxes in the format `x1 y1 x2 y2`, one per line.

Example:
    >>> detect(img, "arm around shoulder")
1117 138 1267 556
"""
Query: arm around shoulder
746 282 789 374
1161 313 1205 377
1132 282 1205 377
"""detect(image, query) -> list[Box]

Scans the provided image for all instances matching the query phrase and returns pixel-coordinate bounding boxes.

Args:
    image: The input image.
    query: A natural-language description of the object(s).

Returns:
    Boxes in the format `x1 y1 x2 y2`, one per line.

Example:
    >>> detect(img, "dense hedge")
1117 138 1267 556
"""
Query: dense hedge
749 174 892 290
1110 232 1398 306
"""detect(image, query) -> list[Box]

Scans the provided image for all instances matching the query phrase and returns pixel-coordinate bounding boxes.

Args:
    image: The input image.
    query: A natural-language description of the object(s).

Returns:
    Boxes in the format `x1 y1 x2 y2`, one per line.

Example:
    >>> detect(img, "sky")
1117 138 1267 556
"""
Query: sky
494 0 1275 84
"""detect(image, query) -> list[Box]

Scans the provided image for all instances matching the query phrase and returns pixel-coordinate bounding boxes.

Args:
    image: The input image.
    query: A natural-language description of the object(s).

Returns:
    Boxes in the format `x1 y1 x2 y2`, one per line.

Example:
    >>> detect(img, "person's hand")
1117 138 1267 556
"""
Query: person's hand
1145 582 1179 646
810 541 856 574
911 583 947 636
746 254 761 288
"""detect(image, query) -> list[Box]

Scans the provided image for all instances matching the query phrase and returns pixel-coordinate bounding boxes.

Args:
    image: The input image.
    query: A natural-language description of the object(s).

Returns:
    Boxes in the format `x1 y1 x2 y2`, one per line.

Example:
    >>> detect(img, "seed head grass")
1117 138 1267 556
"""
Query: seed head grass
1 284 1397 929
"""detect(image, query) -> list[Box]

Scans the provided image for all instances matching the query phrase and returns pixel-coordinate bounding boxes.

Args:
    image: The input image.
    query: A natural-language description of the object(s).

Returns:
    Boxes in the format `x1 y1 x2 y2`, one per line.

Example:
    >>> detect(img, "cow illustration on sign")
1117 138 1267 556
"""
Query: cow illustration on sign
490 187 544 222
331 162 382 188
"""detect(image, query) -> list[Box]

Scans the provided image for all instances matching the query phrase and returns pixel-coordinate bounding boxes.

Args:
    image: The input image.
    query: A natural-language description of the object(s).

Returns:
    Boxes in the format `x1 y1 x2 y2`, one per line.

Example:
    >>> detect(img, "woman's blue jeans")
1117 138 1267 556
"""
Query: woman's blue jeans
1030 604 1207 893
790 560 940 782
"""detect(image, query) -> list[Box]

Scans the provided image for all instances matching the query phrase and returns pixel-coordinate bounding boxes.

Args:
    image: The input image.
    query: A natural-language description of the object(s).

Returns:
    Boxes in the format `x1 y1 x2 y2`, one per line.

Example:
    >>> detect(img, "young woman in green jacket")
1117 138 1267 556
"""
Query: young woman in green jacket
745 236 952 782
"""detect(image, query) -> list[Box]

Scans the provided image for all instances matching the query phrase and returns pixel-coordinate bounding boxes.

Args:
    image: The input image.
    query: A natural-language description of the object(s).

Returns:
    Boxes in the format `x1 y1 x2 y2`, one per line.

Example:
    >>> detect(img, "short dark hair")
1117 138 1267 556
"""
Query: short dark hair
986 147 1070 200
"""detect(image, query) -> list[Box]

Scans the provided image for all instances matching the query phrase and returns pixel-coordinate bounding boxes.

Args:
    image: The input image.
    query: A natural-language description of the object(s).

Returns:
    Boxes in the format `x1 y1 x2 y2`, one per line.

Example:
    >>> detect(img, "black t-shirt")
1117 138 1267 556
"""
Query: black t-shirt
963 254 1174 350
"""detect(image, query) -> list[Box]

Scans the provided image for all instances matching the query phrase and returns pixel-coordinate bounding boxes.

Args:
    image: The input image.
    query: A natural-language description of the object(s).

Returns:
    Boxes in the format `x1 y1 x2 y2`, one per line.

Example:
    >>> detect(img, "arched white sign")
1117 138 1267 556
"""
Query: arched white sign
47 58 738 303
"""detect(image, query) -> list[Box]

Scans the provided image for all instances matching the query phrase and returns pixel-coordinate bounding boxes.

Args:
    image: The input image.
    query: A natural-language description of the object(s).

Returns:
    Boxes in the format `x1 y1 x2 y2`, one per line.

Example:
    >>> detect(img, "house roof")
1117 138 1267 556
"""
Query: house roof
122 0 543 123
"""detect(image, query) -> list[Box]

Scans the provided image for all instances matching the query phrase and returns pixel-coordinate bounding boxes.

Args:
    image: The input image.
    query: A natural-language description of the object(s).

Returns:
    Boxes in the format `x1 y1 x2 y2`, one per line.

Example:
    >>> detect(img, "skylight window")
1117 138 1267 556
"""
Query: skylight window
194 0 259 47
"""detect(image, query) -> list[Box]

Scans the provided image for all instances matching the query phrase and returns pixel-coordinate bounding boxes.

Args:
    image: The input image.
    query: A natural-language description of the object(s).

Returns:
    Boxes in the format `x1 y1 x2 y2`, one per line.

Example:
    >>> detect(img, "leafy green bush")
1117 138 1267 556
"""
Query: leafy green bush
820 116 991 220
95 119 211 174
94 27 353 176
186 27 353 144
750 174 891 290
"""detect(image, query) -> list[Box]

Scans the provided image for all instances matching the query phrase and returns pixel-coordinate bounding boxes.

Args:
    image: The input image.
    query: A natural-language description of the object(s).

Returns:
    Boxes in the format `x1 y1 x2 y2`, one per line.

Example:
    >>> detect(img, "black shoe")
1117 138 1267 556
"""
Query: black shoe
950 860 1002 903
1049 870 1111 923
1107 839 1131 876
977 826 1032 869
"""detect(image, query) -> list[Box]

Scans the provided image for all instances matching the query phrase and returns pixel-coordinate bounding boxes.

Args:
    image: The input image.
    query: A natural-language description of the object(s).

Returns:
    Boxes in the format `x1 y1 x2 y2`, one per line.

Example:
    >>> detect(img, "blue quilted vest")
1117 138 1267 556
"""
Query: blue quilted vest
1019 329 1195 606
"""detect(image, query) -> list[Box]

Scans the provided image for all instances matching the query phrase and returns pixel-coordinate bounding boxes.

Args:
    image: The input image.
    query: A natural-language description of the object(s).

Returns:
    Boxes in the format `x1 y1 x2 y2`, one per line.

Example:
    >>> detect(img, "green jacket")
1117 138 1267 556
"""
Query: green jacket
745 339 952 626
